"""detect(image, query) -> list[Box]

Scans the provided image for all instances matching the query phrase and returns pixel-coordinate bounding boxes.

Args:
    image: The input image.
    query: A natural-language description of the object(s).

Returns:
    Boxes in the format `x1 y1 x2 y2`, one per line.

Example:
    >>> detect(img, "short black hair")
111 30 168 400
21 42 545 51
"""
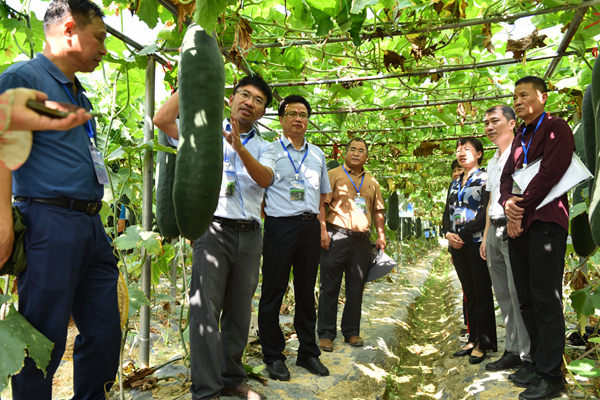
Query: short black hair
515 76 547 94
485 105 516 124
44 0 104 33
451 159 461 172
278 95 312 118
346 138 368 154
456 136 484 166
234 75 273 109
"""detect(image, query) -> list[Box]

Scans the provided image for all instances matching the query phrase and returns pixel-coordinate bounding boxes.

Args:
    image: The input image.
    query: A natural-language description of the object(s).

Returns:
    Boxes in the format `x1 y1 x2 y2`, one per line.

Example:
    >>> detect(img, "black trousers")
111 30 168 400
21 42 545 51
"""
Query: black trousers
451 242 497 351
508 220 567 382
317 228 371 340
258 216 321 364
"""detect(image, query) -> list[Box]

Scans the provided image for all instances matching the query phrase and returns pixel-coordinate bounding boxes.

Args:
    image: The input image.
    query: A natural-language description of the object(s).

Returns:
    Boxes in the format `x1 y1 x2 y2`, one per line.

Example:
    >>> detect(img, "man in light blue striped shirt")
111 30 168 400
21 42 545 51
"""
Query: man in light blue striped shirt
259 95 332 381
154 75 274 400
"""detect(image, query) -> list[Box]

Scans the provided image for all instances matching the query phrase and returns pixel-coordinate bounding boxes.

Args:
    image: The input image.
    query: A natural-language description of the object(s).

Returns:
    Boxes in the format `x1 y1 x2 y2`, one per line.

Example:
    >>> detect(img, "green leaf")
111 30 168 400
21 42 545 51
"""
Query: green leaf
567 359 600 377
153 141 177 154
311 7 334 36
287 0 314 27
306 0 337 14
570 286 600 318
136 0 160 29
114 225 143 250
107 146 125 161
350 0 379 14
0 305 54 391
114 225 162 255
194 0 231 35
140 230 163 256
349 10 367 46
0 294 10 305
335 1 352 32
570 202 588 219
127 285 151 318
432 107 457 126
138 42 159 56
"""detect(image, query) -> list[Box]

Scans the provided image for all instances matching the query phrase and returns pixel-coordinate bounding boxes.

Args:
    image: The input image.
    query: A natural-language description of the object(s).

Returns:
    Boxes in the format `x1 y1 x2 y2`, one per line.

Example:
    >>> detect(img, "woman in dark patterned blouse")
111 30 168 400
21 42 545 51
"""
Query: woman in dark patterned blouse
442 137 497 364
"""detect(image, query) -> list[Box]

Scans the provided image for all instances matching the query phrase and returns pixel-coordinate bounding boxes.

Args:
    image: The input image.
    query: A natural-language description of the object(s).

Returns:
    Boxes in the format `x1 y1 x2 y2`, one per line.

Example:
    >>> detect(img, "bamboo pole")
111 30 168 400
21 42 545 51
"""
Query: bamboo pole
544 1 591 80
139 55 156 368
105 24 169 66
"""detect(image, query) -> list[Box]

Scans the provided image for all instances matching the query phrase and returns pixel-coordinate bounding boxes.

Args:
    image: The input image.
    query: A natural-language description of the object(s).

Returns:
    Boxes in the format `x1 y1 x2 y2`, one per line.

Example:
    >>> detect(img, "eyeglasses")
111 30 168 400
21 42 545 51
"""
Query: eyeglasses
348 147 366 154
235 90 266 107
283 111 309 120
455 147 474 155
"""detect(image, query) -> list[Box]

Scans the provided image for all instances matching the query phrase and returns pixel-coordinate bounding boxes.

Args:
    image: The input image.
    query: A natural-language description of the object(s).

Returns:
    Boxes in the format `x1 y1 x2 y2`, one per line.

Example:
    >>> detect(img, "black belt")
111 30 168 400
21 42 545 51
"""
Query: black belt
491 217 508 226
213 217 259 231
287 212 318 221
14 197 102 215
327 223 369 239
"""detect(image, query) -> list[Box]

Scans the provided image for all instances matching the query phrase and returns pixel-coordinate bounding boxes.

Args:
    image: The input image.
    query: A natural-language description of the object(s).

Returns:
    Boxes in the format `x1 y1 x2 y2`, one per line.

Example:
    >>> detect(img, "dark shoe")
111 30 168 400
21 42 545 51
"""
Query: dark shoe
510 361 537 387
265 360 290 381
296 356 330 376
518 376 565 400
221 382 266 399
345 336 364 347
486 351 524 371
319 338 333 352
469 350 487 364
453 347 473 357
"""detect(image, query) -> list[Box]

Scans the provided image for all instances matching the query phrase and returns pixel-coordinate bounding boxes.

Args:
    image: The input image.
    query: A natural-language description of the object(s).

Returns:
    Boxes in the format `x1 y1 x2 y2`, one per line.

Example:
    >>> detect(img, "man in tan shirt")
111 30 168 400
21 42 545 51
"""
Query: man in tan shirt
317 138 386 351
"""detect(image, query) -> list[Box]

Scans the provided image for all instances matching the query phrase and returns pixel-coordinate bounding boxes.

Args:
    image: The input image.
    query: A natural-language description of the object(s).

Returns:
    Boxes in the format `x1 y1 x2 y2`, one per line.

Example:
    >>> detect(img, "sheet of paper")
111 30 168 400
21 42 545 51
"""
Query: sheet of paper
511 153 593 210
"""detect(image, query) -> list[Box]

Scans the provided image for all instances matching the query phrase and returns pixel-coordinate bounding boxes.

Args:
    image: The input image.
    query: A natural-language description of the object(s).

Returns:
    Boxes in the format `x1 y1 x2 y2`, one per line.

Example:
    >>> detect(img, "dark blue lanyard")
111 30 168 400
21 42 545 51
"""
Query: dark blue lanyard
457 169 479 203
342 165 365 196
520 112 545 166
223 131 254 163
280 138 308 179
61 83 94 142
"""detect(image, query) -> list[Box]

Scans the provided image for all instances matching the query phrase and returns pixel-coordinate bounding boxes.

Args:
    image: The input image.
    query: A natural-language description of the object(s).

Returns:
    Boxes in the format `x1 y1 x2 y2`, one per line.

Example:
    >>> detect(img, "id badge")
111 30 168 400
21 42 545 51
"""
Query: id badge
512 168 523 195
89 145 109 185
290 179 305 201
354 197 367 214
220 170 236 196
453 206 468 227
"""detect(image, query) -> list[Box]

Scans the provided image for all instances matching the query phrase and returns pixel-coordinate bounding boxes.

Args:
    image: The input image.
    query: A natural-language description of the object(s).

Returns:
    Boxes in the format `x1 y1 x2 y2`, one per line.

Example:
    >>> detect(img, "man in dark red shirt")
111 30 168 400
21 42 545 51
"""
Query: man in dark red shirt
499 76 573 400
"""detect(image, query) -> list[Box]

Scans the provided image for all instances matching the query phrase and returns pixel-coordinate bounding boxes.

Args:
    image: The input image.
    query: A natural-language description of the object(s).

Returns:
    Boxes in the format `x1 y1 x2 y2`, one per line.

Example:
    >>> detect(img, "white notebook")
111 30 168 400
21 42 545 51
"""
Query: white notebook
511 153 593 210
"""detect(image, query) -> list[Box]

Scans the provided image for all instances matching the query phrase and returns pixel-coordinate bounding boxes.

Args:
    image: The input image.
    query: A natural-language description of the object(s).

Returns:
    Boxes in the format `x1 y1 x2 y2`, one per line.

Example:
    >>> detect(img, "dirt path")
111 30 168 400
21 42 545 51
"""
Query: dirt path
107 249 439 400
9 248 593 400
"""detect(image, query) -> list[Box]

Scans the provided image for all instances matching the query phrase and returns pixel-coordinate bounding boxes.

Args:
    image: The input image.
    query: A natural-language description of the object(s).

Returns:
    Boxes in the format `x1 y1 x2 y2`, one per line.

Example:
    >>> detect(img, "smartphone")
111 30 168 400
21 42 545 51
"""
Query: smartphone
26 100 102 118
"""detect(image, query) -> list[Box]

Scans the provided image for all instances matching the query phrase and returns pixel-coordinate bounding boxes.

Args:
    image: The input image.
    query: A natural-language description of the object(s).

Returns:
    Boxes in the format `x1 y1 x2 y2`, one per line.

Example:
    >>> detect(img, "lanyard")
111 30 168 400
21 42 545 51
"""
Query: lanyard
61 83 94 142
280 138 308 179
520 112 545 167
342 165 365 196
223 132 254 163
457 168 479 203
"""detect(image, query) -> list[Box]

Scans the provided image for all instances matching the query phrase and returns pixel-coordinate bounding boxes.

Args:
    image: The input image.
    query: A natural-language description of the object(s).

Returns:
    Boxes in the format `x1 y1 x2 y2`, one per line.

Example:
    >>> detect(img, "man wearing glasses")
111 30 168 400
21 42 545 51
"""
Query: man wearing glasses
317 138 386 352
259 95 332 380
154 75 274 400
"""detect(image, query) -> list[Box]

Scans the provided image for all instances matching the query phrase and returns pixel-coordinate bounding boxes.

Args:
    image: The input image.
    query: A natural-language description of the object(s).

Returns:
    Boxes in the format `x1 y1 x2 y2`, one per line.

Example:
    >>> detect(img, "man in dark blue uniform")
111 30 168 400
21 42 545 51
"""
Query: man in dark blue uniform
0 1 120 399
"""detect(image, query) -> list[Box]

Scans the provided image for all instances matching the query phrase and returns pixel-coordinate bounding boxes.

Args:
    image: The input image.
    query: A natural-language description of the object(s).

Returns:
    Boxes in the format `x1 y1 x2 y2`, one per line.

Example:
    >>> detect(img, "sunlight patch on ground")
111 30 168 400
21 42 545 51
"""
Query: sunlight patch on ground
354 363 387 381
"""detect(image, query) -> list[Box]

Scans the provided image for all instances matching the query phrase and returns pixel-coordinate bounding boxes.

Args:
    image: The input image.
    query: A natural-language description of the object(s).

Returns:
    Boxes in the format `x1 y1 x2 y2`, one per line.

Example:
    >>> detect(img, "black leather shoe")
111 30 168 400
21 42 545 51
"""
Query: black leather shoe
296 356 330 376
453 347 473 357
265 360 290 381
510 361 537 387
486 351 523 371
518 376 565 400
469 350 487 364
